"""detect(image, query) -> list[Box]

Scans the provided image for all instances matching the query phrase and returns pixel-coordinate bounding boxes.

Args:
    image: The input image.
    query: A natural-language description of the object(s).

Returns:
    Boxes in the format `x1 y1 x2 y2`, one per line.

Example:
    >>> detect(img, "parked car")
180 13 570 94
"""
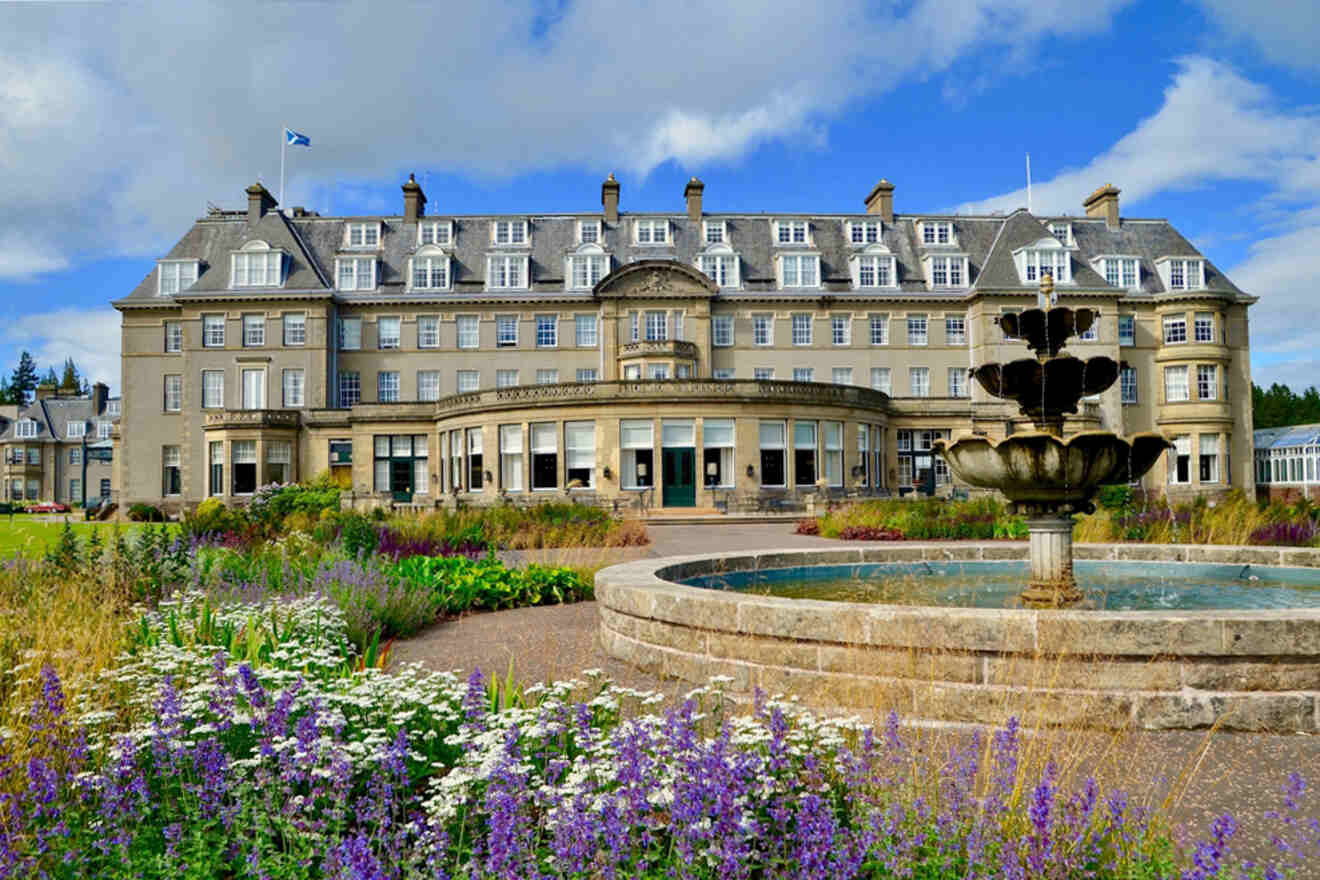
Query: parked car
84 496 108 519
26 501 70 514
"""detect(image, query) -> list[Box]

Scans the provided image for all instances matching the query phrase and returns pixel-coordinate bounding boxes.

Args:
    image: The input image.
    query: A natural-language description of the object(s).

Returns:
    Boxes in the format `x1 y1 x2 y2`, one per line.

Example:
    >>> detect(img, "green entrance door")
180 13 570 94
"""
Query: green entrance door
390 459 414 502
661 447 696 507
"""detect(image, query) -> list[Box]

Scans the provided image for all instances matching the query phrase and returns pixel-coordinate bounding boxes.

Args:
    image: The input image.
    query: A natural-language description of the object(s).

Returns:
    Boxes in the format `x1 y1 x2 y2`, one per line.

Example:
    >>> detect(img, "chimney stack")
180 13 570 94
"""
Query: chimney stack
402 173 427 224
601 173 620 223
864 179 895 222
35 381 56 402
684 176 704 221
1083 183 1121 229
246 182 276 225
92 382 108 414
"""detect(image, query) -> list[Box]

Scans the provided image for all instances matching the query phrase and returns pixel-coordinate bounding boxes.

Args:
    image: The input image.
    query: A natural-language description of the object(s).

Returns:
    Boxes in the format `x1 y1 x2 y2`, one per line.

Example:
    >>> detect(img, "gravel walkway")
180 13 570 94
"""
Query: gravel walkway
391 523 1319 865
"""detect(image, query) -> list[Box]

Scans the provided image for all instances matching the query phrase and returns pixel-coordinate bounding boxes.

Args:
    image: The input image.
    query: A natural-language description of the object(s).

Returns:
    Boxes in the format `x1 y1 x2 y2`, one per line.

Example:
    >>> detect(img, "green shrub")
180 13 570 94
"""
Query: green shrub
127 503 164 522
182 498 246 538
388 554 591 615
338 512 379 558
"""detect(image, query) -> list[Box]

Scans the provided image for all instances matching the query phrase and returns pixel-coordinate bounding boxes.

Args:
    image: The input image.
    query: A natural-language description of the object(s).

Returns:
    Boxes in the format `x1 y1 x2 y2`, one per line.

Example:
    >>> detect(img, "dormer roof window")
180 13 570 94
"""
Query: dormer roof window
634 218 669 245
923 254 968 288
344 221 381 248
697 244 740 288
230 241 285 288
157 260 199 296
919 219 955 246
15 419 37 439
492 219 529 246
1014 239 1072 284
777 253 819 288
578 219 601 245
566 245 609 290
487 254 529 290
847 219 881 245
1048 222 1073 246
336 256 376 291
408 246 451 291
703 220 726 245
66 421 86 439
774 219 810 246
1156 257 1204 291
850 246 896 289
418 220 452 246
1093 255 1141 290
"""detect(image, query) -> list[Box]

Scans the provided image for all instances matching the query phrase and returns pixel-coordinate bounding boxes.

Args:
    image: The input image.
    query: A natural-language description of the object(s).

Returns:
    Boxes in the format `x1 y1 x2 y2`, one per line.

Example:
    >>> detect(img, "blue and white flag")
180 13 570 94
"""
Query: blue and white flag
285 128 311 147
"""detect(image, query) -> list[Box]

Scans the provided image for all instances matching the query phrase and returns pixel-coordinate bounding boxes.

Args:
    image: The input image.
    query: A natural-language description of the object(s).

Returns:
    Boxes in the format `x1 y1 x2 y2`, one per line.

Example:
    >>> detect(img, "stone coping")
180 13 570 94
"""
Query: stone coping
595 543 1320 732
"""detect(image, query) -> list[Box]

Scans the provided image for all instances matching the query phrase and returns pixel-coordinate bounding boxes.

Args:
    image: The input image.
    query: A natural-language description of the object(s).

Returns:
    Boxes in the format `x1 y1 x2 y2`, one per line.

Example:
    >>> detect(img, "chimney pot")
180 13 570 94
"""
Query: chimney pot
92 382 108 414
684 176 704 221
402 173 427 224
601 173 621 223
246 182 276 225
863 178 895 222
1083 183 1121 229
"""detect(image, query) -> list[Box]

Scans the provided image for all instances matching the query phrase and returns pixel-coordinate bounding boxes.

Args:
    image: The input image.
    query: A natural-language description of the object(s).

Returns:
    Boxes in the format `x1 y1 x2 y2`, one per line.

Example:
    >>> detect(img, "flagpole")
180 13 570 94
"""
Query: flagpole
279 126 286 209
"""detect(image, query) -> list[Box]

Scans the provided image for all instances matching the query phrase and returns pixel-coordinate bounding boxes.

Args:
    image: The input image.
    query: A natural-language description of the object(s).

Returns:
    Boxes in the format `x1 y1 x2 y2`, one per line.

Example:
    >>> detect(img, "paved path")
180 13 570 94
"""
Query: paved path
393 523 1318 866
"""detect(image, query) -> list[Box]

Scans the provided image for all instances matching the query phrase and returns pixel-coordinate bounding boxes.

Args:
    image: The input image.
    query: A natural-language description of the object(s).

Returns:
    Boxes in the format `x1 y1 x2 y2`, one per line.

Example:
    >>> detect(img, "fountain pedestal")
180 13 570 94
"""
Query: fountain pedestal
1020 515 1083 608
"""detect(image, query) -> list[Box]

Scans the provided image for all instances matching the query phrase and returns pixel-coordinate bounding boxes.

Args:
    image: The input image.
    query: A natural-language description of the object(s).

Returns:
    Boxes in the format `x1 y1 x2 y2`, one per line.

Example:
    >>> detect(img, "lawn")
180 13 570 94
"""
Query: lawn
0 514 170 557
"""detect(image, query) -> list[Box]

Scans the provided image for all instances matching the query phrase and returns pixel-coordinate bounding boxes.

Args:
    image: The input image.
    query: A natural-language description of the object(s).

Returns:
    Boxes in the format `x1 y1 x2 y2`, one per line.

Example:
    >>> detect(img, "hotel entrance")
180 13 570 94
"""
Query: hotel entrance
660 419 696 507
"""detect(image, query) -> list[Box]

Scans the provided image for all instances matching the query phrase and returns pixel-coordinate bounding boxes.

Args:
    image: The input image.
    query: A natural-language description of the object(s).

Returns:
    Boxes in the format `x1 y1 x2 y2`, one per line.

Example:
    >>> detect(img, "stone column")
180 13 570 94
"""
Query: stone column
1020 515 1083 608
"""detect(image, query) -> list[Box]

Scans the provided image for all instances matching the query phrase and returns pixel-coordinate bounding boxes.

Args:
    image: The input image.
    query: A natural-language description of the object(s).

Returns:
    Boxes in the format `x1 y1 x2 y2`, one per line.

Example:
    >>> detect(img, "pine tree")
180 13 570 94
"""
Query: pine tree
9 351 39 405
58 358 81 394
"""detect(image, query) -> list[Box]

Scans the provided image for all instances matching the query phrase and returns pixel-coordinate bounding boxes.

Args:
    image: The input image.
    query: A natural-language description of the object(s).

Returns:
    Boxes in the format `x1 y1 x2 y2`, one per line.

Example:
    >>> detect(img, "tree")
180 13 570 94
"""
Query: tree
58 358 82 394
1252 381 1320 429
40 367 58 387
0 377 16 406
9 351 39 405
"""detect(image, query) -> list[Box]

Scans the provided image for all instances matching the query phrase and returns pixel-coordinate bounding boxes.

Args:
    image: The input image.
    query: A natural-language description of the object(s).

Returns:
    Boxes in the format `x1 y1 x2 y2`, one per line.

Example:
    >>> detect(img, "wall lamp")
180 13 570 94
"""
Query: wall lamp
602 465 613 481
746 464 756 478
483 470 493 484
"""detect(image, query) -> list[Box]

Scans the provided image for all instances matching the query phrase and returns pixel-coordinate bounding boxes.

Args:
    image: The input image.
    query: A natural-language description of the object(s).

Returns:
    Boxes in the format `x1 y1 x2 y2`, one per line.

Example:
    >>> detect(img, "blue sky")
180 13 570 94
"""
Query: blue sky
1 0 1317 395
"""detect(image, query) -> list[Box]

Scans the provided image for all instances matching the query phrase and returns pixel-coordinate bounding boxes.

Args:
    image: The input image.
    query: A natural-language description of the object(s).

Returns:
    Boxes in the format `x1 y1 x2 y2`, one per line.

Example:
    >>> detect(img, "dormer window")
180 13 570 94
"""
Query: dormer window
924 255 968 288
778 253 819 288
157 260 199 296
697 247 740 288
1157 257 1204 291
336 256 376 291
847 219 881 245
578 219 601 244
634 219 669 245
345 222 381 248
492 219 528 246
487 254 528 289
852 251 896 288
703 220 726 244
230 241 284 288
774 220 809 246
1015 243 1071 284
66 421 86 439
920 220 954 246
1094 255 1140 290
408 246 451 291
107 400 120 417
1048 222 1073 246
15 419 37 439
566 246 608 289
418 220 452 246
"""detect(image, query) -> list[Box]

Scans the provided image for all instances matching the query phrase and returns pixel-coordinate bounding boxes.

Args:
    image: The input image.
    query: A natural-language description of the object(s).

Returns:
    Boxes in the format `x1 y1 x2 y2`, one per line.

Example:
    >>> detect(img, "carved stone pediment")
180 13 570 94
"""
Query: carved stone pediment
594 259 717 300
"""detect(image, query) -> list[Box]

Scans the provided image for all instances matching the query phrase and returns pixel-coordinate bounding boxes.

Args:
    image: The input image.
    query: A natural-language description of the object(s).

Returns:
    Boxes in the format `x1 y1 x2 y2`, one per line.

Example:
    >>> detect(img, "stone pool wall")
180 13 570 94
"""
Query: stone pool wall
595 543 1320 732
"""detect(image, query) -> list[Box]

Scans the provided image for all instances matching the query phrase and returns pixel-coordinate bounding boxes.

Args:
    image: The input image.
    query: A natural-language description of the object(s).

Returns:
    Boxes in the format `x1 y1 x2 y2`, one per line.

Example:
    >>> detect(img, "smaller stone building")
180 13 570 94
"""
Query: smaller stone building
0 382 120 506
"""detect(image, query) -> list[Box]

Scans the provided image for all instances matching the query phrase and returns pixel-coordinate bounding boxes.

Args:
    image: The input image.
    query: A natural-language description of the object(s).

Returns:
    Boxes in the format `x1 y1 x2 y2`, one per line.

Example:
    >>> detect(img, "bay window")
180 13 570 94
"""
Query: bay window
531 423 558 490
759 422 786 487
793 421 817 486
702 419 734 488
500 425 524 491
565 421 595 488
621 419 654 489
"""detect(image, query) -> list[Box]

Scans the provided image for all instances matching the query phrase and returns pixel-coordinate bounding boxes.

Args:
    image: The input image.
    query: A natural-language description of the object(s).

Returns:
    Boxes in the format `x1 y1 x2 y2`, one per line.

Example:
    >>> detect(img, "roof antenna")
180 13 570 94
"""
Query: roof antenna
1026 153 1033 214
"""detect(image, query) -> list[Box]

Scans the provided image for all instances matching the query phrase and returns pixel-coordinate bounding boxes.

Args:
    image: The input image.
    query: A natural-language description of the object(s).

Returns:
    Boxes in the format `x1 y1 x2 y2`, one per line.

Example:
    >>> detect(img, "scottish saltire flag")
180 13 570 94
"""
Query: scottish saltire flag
285 128 311 147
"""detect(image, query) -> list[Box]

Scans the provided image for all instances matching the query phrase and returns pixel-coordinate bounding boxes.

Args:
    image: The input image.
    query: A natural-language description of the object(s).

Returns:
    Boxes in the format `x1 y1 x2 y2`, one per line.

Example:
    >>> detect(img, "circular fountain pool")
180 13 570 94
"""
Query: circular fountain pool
596 544 1320 733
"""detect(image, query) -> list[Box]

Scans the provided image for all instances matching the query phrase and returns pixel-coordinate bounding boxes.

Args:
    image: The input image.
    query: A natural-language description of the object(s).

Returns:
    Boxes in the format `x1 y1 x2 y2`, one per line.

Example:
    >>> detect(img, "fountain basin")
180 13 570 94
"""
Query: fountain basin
597 544 1320 732
971 356 1119 418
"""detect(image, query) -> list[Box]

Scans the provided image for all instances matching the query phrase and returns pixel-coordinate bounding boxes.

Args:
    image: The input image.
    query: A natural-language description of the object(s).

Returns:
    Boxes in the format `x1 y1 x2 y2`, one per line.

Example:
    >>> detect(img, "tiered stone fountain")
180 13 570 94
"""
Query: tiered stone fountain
935 275 1172 607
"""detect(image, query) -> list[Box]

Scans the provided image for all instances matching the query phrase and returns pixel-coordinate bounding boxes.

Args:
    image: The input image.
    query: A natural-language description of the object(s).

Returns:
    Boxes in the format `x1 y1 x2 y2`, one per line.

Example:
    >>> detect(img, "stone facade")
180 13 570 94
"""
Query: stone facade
113 174 1255 511
0 383 119 506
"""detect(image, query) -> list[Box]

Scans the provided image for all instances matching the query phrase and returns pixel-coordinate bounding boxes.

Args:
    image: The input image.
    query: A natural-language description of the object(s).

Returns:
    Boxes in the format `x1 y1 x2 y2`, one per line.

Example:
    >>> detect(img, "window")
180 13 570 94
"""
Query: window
163 375 182 411
1197 365 1217 400
203 315 225 347
265 440 292 485
466 429 483 491
907 314 928 346
457 370 479 393
1118 314 1135 346
644 311 668 342
754 367 774 381
242 314 265 347
418 370 441 401
629 311 640 342
621 420 654 489
162 446 181 496
701 418 734 488
492 220 527 246
345 222 380 248
698 254 738 287
70 447 82 465
921 220 952 245
531 422 558 490
753 314 773 346
339 372 361 408
378 316 401 349
1120 366 1137 404
676 364 692 379
487 255 527 289
759 421 786 487
1164 365 1189 402
832 367 853 385
823 422 843 487
496 315 518 347
377 371 399 403
635 219 668 244
231 248 283 288
373 435 430 497
496 369 519 388
929 256 967 286
13 419 35 439
849 219 881 244
241 369 265 410
1200 435 1219 483
869 314 889 345
831 316 851 346
856 255 894 288
449 430 464 492
536 315 557 347
410 254 449 290
857 424 871 487
789 314 812 346
418 220 452 246
165 321 183 353
1194 313 1214 343
712 368 734 380
793 368 815 383
338 317 362 350
871 367 891 394
712 315 733 347
910 367 930 397
565 421 595 488
201 371 224 409
97 421 112 440
26 448 38 465
623 365 642 380
948 368 967 398
209 442 223 496
780 254 819 287
1164 258 1203 290
1021 249 1069 283
775 220 808 245
66 421 85 439
568 254 608 289
500 425 524 491
107 400 119 417
703 220 725 244
1163 315 1187 344
575 314 598 348
417 316 439 349
283 313 306 346
157 260 198 296
578 220 600 244
945 315 966 345
336 257 376 291
1102 257 1139 289
536 369 559 385
1048 223 1072 246
457 315 479 349
576 368 598 383
1079 320 1098 342
793 421 817 486
647 364 671 380
1169 435 1191 484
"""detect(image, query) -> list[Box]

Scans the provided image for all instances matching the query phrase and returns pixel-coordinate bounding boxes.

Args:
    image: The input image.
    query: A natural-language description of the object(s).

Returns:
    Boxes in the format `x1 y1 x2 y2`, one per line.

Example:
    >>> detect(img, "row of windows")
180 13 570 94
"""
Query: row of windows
1168 434 1228 485
200 440 292 497
1256 446 1320 485
164 369 307 411
9 419 113 440
1162 312 1222 345
336 314 595 351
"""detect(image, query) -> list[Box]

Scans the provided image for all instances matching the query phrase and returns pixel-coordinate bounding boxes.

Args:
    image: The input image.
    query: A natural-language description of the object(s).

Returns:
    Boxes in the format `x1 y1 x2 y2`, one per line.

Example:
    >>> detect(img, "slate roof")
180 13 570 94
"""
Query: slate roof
1255 424 1320 451
0 394 122 444
114 188 1251 307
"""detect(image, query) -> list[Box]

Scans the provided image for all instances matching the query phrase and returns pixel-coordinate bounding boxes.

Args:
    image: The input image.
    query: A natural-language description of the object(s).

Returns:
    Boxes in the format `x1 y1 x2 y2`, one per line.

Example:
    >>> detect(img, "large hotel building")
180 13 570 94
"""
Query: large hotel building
112 174 1255 512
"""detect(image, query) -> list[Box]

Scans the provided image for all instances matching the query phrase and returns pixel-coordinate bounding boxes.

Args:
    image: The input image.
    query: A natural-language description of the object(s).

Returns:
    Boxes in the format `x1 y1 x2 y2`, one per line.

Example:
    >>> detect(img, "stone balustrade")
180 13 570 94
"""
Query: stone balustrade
202 409 301 429
617 339 700 360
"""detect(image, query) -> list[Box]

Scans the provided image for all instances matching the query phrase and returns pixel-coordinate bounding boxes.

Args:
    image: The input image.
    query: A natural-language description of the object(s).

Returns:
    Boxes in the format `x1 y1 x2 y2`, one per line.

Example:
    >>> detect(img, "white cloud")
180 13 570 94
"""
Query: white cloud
1196 0 1320 71
9 308 122 395
0 0 1129 280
